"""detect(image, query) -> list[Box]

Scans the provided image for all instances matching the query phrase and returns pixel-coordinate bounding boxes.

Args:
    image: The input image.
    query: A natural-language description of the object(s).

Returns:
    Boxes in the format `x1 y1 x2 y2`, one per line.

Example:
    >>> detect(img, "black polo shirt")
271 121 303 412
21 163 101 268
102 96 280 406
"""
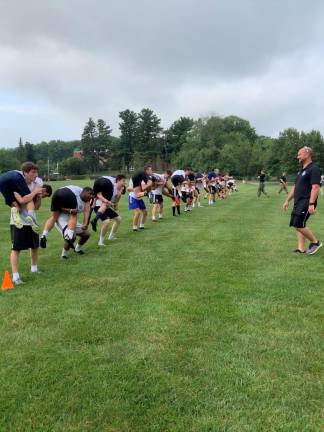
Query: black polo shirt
294 162 321 207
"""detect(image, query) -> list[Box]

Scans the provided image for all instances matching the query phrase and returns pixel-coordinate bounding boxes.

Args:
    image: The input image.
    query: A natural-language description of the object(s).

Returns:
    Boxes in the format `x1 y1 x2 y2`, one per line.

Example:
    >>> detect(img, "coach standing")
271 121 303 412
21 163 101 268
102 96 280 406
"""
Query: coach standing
283 146 322 255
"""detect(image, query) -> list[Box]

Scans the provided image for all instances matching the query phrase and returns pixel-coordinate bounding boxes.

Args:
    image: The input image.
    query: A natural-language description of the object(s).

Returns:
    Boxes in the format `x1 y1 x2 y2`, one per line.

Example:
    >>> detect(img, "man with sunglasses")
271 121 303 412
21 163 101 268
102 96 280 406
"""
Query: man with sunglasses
283 146 322 254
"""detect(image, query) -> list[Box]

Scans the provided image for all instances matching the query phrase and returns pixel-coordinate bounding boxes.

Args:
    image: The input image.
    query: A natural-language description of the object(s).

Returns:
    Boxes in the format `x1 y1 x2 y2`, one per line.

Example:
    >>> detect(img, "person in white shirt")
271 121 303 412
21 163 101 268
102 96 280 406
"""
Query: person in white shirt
151 170 172 222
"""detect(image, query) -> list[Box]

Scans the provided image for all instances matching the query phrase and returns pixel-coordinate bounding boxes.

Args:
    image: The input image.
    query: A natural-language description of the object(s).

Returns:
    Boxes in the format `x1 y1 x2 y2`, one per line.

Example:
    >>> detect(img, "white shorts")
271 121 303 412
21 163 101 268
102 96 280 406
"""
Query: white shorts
55 213 83 235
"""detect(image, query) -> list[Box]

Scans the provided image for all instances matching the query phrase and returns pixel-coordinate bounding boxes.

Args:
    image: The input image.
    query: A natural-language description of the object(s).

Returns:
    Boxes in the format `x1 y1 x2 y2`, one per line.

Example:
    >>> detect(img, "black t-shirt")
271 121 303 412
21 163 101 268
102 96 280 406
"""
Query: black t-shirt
132 171 149 188
259 174 266 183
280 176 286 183
294 162 321 204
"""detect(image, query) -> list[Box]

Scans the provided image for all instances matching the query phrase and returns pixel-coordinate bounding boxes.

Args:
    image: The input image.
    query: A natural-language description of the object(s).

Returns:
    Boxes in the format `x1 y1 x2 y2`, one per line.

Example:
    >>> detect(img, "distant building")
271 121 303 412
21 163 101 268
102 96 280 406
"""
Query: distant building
73 150 83 159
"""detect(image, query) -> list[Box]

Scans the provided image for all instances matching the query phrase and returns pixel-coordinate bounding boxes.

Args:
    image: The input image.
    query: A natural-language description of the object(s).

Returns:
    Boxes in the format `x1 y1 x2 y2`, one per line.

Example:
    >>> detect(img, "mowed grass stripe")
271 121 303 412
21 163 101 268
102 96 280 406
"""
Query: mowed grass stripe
0 182 323 431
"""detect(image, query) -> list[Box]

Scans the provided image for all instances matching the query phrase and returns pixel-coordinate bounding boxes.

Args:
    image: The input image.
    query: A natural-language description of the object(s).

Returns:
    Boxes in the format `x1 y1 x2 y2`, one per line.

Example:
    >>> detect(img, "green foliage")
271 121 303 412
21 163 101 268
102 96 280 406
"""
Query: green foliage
81 118 112 173
0 149 20 173
119 109 139 171
60 157 87 176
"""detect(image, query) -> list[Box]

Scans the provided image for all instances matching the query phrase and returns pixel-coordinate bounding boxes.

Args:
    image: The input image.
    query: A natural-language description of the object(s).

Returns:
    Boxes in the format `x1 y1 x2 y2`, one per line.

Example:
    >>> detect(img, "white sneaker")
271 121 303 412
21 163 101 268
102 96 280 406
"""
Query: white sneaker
14 278 25 285
108 234 117 241
98 241 106 246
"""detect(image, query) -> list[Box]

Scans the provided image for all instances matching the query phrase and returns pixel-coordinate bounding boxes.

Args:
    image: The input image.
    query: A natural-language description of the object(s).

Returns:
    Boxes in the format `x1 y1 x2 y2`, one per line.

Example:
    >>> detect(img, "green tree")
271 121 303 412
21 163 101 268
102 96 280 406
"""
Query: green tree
60 157 87 175
17 137 26 162
136 108 162 166
119 109 138 172
164 117 194 163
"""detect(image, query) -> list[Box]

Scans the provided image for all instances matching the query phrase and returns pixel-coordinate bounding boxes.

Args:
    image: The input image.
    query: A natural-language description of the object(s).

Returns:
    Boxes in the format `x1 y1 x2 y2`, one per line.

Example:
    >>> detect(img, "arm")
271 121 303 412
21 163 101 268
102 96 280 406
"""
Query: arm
34 194 42 210
82 202 91 228
14 187 42 205
283 185 295 210
96 192 111 205
308 184 320 214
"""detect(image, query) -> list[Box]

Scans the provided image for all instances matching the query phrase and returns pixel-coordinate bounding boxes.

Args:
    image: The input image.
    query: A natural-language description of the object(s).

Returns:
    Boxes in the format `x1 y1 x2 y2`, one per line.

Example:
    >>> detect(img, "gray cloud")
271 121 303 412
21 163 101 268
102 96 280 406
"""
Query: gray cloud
1 0 324 146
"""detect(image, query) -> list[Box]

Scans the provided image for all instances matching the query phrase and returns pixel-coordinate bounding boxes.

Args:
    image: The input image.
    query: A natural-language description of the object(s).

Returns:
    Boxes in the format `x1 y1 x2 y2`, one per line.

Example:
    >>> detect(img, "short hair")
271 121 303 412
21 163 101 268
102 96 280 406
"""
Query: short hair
144 164 152 171
303 146 313 156
21 161 38 173
116 174 126 182
165 169 172 176
82 187 94 195
43 184 52 197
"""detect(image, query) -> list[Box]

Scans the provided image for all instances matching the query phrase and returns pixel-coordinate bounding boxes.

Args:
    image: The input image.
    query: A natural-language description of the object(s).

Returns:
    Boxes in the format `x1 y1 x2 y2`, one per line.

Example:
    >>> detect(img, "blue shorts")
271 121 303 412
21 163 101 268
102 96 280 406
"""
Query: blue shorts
0 171 30 206
128 196 146 210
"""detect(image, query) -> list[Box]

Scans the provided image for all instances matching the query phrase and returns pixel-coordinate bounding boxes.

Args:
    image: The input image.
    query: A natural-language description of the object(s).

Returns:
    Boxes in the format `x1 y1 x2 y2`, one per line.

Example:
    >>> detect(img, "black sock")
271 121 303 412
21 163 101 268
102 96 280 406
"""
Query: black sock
177 205 180 215
172 207 175 216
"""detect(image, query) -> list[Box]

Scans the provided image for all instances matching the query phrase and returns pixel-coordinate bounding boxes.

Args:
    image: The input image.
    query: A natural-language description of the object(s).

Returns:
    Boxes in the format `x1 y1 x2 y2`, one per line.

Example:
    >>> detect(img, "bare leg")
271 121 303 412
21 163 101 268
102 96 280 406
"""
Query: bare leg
296 227 317 244
133 209 140 229
296 230 306 252
140 209 147 226
10 250 19 274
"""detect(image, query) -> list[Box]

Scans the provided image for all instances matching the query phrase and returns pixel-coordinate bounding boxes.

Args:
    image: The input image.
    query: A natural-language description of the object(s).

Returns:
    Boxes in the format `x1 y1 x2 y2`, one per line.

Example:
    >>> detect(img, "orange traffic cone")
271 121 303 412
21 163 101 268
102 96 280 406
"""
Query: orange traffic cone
1 271 14 290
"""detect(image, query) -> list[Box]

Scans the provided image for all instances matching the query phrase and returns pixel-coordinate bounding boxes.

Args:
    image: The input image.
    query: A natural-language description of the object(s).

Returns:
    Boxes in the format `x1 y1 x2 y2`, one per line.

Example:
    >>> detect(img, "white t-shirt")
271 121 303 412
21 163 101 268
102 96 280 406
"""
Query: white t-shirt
64 185 84 213
172 170 185 177
28 176 43 192
152 173 165 195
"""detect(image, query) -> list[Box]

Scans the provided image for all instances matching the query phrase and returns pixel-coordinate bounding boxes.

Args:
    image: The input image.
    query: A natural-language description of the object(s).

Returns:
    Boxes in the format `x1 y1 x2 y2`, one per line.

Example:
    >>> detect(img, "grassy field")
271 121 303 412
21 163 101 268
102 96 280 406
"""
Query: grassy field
0 182 323 432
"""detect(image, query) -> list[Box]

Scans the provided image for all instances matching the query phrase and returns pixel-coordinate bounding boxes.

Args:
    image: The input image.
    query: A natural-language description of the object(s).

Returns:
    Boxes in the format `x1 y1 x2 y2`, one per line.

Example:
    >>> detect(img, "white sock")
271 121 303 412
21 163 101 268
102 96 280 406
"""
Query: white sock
12 272 20 282
31 265 38 273
61 248 68 257
42 230 49 237
99 235 105 243
75 243 81 252
133 225 138 230
139 223 145 228
159 214 163 219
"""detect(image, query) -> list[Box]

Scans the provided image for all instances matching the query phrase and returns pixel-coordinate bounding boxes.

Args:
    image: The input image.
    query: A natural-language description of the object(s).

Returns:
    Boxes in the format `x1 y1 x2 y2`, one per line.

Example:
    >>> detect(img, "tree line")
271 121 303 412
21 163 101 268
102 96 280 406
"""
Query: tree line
1 109 324 179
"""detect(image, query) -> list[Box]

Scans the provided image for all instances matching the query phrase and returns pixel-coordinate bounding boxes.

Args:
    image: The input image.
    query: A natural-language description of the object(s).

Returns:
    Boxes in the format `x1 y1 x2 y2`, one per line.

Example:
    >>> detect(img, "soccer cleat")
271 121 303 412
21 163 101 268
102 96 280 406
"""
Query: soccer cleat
25 214 40 233
91 219 97 232
11 207 23 229
40 236 47 249
306 241 322 255
14 278 25 285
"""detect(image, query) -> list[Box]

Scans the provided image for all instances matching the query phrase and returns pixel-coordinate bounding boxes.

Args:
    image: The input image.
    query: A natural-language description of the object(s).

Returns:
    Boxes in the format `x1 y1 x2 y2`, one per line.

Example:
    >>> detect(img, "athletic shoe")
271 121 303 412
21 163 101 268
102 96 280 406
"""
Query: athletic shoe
91 219 97 232
74 249 85 255
152 218 158 222
98 242 106 246
25 214 40 233
292 249 306 254
11 207 23 229
133 228 139 232
13 278 25 285
139 226 145 230
108 234 117 241
40 236 47 248
61 255 68 259
63 236 75 250
306 241 322 255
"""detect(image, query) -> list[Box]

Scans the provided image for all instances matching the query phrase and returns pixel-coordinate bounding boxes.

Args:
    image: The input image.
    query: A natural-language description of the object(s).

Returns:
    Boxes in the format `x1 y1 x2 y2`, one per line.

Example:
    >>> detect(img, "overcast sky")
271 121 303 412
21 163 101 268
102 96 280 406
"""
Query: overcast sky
1 0 324 148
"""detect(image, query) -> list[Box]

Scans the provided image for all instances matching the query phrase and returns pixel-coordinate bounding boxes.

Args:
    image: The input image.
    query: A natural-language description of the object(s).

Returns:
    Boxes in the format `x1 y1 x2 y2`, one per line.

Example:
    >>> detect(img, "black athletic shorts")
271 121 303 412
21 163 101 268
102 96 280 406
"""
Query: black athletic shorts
152 194 163 204
290 200 313 228
0 171 30 206
94 206 119 220
171 175 185 188
11 225 39 251
93 178 114 201
51 188 77 212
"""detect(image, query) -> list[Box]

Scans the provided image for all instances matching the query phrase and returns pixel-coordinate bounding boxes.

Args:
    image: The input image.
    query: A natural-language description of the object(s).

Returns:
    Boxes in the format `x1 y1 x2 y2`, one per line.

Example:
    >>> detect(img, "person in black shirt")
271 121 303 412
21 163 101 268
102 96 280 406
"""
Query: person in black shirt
283 146 322 254
257 170 269 197
128 164 153 231
278 172 288 194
